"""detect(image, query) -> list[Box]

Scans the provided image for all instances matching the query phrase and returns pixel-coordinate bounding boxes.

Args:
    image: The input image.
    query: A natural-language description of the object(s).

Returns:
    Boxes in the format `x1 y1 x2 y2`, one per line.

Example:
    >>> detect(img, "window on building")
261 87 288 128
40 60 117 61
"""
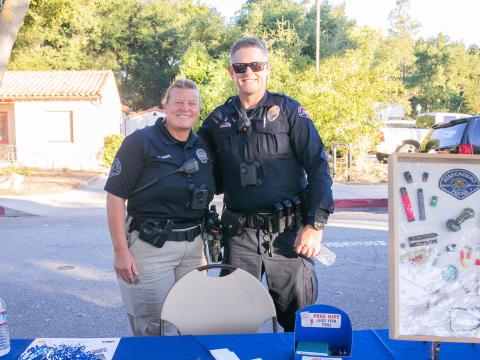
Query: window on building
0 112 8 144
46 111 73 142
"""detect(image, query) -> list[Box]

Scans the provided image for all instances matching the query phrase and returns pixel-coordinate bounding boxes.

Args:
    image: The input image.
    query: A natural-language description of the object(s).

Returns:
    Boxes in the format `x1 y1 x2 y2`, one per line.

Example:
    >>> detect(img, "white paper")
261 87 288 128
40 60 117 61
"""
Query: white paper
210 348 241 360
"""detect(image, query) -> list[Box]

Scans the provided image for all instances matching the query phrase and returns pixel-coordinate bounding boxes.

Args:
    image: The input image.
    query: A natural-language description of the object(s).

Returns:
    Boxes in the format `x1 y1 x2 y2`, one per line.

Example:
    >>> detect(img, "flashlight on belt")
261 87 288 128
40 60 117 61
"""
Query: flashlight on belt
282 200 293 230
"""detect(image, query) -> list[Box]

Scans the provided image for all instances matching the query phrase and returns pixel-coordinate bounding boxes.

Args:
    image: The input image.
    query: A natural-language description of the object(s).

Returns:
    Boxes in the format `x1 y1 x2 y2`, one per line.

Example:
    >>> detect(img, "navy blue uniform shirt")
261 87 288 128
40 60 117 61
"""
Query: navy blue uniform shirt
105 118 215 227
198 91 334 224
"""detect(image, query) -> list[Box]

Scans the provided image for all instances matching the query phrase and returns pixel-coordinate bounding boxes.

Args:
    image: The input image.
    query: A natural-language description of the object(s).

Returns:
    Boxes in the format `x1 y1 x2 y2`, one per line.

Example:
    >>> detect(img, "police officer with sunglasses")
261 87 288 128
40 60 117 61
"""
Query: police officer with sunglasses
198 38 334 331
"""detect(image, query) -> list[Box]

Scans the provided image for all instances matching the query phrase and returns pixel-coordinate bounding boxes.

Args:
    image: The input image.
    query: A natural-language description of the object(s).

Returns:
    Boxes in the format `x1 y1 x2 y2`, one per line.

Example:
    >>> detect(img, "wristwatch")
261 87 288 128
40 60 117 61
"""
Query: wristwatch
313 221 326 231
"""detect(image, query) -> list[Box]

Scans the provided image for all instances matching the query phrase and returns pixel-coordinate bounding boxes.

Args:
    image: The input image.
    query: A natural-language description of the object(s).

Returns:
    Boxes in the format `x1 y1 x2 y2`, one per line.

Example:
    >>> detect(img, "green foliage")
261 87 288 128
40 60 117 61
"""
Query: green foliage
407 34 478 114
7 0 480 154
177 42 235 126
103 134 124 167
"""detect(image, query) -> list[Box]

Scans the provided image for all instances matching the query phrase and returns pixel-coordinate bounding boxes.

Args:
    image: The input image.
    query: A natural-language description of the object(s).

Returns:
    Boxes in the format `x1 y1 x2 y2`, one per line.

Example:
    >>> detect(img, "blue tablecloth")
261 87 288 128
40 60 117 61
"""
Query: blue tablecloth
4 330 480 359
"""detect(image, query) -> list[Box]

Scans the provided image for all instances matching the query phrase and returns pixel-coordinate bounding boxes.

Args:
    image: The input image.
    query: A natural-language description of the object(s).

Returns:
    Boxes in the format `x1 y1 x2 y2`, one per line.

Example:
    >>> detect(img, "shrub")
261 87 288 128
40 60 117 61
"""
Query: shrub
0 166 32 176
103 134 124 167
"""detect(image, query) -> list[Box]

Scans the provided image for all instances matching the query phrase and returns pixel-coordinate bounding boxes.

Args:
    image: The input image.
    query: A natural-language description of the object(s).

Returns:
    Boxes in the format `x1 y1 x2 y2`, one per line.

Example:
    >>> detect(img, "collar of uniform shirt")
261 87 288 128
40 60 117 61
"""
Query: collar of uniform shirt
226 90 276 115
154 117 199 147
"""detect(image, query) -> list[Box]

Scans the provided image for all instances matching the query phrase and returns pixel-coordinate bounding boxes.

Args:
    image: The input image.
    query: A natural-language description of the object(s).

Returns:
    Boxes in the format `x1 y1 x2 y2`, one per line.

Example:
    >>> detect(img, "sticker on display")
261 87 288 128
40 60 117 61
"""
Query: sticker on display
300 311 342 328
439 169 479 200
401 249 432 266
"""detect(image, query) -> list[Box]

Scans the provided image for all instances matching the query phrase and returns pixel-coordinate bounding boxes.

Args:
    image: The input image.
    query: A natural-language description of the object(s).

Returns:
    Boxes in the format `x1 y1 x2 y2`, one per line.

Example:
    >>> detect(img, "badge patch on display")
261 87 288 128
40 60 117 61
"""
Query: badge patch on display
439 168 479 200
266 105 280 122
219 117 232 128
297 105 310 119
196 148 208 163
109 158 121 177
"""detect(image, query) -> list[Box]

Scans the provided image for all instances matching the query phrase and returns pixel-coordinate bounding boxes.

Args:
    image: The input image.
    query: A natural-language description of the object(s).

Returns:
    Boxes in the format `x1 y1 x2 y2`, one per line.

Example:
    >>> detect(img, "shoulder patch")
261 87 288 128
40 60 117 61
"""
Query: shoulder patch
109 158 121 177
297 105 310 119
219 117 232 128
439 168 479 200
196 148 208 163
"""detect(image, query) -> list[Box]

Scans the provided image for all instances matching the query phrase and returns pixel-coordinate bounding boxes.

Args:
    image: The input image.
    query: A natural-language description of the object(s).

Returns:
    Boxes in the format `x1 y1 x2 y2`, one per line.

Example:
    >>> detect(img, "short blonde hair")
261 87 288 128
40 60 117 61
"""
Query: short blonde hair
229 38 268 63
162 78 200 107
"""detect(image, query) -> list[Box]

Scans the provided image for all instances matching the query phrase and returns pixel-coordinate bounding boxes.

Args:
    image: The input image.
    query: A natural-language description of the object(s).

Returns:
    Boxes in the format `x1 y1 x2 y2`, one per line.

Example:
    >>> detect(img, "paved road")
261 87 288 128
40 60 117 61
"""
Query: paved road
1 207 388 338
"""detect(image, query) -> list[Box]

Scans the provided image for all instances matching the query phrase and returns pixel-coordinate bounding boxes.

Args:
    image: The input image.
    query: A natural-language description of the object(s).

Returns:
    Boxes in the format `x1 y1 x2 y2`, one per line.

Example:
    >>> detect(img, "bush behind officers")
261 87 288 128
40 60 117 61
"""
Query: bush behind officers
105 79 215 336
198 38 334 331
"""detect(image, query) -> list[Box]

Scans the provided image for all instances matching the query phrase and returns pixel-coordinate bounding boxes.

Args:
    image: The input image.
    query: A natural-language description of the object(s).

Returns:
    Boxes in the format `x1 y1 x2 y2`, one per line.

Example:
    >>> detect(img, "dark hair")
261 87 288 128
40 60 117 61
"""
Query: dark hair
162 78 200 107
229 38 268 63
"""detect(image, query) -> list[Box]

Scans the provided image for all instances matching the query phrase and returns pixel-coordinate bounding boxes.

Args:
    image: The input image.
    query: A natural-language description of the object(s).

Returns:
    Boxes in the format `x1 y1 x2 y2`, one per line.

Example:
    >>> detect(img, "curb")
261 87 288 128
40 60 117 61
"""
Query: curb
1 198 388 217
0 205 34 217
334 198 388 209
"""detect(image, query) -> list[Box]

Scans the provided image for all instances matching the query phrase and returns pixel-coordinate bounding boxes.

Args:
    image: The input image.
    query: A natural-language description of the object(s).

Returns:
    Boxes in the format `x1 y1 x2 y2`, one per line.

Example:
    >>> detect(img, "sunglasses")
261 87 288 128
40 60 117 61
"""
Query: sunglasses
231 61 267 74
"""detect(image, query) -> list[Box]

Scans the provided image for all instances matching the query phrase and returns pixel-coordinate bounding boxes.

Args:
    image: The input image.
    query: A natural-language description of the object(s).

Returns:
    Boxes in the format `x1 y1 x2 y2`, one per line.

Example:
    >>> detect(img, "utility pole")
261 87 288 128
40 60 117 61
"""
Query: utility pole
315 0 320 74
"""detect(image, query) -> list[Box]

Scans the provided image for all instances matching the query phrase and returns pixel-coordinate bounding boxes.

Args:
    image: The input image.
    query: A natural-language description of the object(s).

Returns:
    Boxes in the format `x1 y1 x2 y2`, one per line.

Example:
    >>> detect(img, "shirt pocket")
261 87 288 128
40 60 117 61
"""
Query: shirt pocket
255 123 291 157
213 126 239 157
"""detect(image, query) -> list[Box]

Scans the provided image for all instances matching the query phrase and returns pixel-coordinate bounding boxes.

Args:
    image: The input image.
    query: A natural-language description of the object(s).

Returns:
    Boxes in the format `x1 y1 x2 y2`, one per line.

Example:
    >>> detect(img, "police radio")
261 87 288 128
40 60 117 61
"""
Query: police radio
130 159 199 196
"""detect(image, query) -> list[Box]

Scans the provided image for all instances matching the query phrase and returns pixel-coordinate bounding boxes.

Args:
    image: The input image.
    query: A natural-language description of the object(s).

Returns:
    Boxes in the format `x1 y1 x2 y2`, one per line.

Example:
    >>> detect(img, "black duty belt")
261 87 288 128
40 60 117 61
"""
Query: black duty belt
133 221 201 243
245 212 275 230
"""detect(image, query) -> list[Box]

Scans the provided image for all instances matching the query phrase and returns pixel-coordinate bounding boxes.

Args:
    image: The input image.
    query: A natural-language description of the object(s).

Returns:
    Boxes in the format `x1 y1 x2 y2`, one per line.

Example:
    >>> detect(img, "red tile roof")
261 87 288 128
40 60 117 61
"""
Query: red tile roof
0 70 114 101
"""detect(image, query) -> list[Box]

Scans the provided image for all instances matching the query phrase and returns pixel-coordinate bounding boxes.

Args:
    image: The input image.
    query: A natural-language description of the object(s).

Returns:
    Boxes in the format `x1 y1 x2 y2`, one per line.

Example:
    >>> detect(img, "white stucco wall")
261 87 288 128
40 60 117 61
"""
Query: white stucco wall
13 78 122 170
126 111 164 136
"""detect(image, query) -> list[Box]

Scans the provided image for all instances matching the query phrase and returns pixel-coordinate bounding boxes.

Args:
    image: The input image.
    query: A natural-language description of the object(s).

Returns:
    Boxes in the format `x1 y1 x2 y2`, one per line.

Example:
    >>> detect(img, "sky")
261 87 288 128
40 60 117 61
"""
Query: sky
201 0 479 47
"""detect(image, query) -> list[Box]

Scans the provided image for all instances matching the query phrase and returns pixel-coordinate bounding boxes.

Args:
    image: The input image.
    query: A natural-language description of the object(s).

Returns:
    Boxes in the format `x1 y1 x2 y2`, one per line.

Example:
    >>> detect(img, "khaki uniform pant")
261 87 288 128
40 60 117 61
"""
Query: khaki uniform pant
118 230 206 336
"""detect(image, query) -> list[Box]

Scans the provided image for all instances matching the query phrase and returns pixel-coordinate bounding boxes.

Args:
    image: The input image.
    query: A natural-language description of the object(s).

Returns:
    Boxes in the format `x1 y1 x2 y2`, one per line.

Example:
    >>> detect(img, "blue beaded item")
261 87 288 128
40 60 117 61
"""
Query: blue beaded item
19 344 100 360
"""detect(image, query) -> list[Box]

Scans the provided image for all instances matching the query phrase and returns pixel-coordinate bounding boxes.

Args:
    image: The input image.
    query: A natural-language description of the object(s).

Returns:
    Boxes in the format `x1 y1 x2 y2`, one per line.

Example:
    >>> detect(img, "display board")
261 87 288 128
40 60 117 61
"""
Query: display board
389 153 480 342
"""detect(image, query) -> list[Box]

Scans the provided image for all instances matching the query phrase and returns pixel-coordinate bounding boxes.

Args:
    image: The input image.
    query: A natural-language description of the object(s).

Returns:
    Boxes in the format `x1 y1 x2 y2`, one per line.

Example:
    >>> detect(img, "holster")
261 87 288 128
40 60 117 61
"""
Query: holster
138 219 174 248
221 208 246 236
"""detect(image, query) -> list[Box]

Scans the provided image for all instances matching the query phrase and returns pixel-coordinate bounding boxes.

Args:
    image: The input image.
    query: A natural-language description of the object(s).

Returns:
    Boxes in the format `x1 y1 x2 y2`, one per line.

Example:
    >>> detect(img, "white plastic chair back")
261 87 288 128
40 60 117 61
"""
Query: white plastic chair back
160 265 277 335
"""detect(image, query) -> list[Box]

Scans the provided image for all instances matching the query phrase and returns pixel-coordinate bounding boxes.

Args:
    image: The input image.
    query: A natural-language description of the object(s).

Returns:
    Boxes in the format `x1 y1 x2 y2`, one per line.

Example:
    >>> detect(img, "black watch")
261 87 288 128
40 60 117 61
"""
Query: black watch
313 221 326 230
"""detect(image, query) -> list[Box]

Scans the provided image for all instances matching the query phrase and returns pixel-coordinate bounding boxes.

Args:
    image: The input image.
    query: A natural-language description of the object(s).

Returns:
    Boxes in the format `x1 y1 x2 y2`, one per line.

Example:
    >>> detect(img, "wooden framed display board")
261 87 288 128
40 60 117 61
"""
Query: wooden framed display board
389 153 480 343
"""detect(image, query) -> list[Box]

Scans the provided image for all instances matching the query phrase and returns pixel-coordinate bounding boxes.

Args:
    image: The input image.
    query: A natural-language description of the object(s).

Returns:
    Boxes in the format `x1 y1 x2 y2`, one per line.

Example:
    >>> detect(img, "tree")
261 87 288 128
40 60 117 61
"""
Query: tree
301 1 356 60
0 0 30 85
178 42 234 123
387 0 419 82
408 35 475 113
9 0 231 109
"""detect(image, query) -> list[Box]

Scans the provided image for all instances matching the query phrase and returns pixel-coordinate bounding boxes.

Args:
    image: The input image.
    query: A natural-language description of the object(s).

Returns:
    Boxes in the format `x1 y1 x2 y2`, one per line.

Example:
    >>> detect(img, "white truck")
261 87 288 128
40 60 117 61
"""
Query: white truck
375 112 472 162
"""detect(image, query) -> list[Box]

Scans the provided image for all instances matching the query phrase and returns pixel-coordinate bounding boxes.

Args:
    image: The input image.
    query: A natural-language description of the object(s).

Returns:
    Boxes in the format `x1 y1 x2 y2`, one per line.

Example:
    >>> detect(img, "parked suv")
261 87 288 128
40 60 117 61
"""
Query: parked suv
419 116 480 154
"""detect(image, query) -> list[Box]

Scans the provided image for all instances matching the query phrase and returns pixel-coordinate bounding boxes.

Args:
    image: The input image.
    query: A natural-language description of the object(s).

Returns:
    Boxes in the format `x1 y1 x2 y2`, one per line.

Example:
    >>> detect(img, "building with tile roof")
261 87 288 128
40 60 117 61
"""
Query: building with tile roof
0 70 122 169
124 107 165 136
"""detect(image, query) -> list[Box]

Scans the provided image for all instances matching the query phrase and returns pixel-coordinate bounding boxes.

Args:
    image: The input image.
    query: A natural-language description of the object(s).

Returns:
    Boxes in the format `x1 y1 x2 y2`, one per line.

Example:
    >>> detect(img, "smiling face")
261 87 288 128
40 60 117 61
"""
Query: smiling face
228 46 270 101
164 87 200 134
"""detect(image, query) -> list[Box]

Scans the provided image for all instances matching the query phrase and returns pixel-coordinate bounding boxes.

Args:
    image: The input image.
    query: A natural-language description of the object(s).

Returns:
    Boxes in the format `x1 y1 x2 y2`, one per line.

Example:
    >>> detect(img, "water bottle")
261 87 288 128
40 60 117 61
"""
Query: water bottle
0 297 10 356
312 244 336 266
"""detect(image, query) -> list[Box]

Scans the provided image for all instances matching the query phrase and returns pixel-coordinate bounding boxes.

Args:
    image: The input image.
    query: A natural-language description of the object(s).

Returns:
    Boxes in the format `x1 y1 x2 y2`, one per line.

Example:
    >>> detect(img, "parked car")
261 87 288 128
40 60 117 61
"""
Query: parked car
375 120 429 162
419 116 480 154
415 112 472 128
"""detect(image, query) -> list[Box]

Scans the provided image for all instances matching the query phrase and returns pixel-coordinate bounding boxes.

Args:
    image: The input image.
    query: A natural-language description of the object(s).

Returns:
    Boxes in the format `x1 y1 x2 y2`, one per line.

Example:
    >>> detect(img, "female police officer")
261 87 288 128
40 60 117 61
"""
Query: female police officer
105 79 215 336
